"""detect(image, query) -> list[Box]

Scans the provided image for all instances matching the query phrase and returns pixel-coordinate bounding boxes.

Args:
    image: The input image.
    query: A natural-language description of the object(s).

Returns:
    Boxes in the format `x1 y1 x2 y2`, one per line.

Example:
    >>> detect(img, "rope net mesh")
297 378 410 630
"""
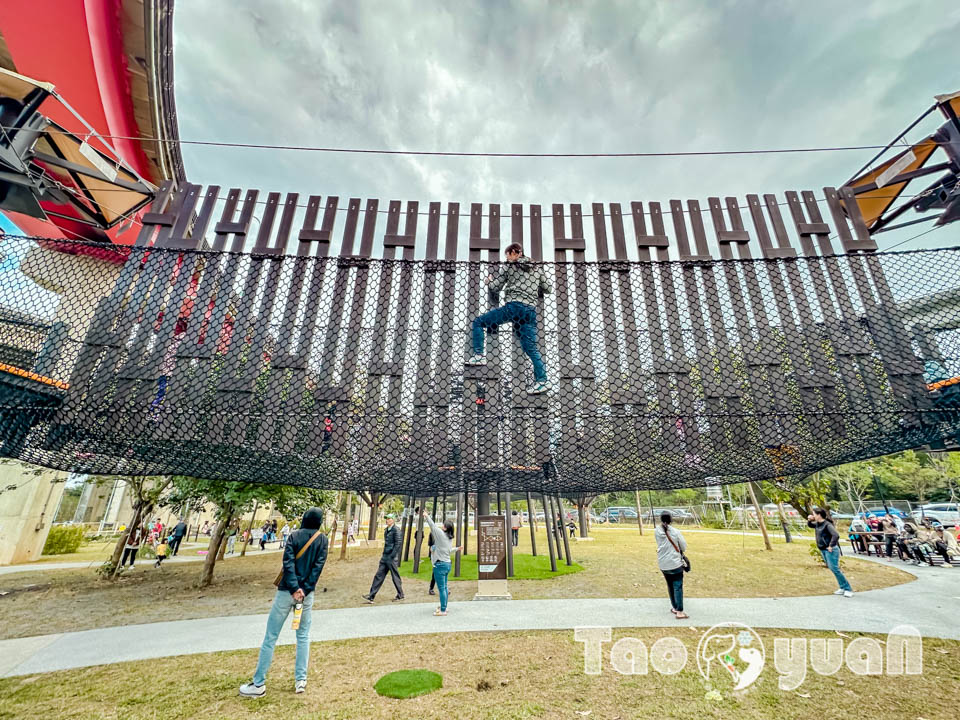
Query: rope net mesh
0 184 958 494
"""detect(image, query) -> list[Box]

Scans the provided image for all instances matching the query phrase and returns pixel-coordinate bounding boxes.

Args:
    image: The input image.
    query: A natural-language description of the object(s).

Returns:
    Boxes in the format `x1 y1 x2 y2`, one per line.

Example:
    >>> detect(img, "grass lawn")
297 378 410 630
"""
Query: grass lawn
0 628 956 719
0 527 912 640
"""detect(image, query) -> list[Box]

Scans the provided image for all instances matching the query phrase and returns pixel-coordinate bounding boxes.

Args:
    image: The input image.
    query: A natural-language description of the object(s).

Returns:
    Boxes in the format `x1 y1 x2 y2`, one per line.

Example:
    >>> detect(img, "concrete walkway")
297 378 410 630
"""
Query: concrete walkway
0 545 283 576
1 554 957 678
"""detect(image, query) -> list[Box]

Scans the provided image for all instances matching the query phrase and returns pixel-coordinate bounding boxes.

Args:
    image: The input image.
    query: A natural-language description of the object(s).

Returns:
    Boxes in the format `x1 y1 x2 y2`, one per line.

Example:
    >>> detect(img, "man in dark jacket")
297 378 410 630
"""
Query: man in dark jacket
170 518 188 556
240 507 328 698
807 507 853 597
362 513 404 603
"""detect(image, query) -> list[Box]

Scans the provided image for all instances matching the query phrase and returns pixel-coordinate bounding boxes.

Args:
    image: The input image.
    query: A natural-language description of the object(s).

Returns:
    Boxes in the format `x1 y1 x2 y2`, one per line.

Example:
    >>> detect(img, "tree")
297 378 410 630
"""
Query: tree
761 473 831 517
167 478 335 587
108 475 173 578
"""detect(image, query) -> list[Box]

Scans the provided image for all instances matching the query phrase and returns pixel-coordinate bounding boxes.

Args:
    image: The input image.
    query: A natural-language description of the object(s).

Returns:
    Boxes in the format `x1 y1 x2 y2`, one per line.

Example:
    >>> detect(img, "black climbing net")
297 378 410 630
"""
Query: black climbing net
1 235 959 494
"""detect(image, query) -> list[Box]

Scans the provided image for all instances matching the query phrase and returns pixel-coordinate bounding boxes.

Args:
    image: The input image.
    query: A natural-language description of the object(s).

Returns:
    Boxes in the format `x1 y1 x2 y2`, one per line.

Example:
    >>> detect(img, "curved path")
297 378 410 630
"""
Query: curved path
1 555 957 678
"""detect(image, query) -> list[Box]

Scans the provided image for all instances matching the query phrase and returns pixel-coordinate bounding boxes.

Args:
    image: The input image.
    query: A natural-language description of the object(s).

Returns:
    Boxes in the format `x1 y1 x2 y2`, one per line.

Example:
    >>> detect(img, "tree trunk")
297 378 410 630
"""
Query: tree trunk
367 492 380 539
200 518 227 587
216 512 234 560
240 498 259 557
577 503 589 538
748 482 773 551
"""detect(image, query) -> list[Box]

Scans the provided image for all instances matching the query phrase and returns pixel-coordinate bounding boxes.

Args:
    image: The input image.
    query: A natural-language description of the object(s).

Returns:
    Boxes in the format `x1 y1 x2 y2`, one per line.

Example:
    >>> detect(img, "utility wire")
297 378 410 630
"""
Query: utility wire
10 125 910 160
879 225 943 252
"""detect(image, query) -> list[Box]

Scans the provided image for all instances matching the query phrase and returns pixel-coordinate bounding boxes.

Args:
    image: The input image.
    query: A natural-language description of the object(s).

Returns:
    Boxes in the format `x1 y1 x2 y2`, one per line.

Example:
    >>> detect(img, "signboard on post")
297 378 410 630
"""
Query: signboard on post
475 514 511 600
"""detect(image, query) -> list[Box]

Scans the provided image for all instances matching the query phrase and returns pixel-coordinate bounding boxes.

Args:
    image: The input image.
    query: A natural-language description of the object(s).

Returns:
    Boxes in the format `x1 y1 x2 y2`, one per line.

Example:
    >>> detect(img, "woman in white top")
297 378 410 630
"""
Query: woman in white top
654 511 689 619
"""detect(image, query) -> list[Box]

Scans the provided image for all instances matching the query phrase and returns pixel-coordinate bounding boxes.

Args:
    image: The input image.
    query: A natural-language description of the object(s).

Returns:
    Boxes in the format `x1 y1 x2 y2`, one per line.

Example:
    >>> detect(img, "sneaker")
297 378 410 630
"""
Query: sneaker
843 590 853 598
362 594 374 604
526 380 551 395
428 589 436 595
393 595 405 602
239 682 266 698
295 680 306 694
832 589 845 595
434 609 447 616
465 354 486 366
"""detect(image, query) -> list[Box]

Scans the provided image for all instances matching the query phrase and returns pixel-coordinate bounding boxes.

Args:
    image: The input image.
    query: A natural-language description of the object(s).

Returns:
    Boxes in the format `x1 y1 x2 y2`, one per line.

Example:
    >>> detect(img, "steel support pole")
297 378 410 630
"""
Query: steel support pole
542 493 558 572
526 492 537 556
454 491 463 577
505 490 514 577
412 498 426 573
557 495 573 565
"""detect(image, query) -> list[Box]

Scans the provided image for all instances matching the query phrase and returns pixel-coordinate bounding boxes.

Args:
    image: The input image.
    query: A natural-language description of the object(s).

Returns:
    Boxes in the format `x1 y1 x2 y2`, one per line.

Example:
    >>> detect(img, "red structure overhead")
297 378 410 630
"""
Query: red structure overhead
0 0 182 251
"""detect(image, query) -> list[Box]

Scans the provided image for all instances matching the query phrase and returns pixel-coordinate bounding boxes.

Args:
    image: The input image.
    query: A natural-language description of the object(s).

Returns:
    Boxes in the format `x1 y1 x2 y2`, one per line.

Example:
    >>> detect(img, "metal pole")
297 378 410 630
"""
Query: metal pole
868 466 890 514
454 490 463 577
634 489 644 535
412 496 426 573
526 491 537 556
462 492 470 557
402 495 415 562
541 493 558 572
505 490 514 577
549 494 565 563
557 494 573 566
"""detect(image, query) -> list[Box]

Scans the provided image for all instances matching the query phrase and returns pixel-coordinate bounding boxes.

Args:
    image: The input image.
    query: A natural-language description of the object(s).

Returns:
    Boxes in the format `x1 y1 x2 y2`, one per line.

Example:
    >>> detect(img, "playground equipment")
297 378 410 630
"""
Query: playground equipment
0 176 959 494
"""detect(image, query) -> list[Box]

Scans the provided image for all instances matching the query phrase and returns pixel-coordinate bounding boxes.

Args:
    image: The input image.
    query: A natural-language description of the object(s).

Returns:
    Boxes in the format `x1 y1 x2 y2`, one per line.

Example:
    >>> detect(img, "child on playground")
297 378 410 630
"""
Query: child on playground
155 537 170 568
466 243 552 394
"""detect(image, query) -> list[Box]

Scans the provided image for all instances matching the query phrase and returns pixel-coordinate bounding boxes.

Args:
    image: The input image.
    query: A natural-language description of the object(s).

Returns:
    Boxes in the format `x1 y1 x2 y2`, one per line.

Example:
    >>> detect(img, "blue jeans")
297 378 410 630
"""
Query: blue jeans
433 561 451 611
471 301 547 382
662 569 684 611
252 589 315 685
821 547 851 591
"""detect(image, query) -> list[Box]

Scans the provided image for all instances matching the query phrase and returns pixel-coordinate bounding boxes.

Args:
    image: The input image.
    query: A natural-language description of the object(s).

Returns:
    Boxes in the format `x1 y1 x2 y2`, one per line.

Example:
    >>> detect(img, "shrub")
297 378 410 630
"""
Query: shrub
42 525 85 555
809 541 844 569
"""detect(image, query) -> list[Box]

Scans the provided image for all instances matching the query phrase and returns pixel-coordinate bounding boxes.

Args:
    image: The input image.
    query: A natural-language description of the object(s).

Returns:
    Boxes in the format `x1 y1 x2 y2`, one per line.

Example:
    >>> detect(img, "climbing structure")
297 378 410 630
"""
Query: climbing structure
1 180 959 493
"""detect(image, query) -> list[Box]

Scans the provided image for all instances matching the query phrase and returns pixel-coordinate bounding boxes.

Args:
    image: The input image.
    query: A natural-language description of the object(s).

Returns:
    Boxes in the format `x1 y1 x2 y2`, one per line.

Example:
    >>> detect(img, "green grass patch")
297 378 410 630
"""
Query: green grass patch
374 669 443 699
399 552 583 581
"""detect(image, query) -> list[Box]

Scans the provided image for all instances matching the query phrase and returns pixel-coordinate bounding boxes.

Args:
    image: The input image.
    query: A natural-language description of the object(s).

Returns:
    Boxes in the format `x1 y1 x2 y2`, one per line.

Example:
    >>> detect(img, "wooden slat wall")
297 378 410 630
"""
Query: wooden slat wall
58 181 932 486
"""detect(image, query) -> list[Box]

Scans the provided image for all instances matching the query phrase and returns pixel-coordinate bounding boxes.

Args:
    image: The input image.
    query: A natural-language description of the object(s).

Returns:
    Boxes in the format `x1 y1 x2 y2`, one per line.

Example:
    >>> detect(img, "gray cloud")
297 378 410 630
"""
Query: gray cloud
173 0 960 250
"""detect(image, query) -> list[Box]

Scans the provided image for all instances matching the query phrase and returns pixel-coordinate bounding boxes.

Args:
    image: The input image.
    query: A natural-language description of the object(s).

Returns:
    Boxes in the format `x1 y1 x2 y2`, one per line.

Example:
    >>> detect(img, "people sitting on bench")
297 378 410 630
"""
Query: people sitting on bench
849 516 870 553
931 522 960 565
897 523 929 565
920 518 955 567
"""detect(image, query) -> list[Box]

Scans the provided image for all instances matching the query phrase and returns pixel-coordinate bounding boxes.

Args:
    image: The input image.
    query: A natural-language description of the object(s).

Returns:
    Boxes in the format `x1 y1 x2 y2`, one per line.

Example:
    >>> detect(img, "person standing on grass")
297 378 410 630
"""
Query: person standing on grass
465 243 552 395
280 522 290 548
420 508 462 616
510 509 521 547
362 513 404 603
120 523 144 569
808 507 853 597
239 507 328 699
654 511 689 619
170 517 187 556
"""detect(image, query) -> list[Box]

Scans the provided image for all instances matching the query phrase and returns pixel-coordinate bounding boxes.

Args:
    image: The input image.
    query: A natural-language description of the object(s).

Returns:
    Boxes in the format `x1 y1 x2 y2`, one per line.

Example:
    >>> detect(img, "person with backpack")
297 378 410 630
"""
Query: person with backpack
466 243 552 395
807 506 853 597
239 507 328 698
654 510 689 619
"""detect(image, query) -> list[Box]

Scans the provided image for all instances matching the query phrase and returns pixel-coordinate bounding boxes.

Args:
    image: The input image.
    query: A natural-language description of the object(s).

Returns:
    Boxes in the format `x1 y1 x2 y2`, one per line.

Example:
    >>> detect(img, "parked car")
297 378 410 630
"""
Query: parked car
603 507 639 523
910 503 959 528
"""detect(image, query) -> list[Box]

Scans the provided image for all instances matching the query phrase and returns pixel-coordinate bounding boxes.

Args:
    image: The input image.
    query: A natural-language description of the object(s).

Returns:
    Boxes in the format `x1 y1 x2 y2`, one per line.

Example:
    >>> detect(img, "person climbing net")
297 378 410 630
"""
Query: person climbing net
466 243 551 394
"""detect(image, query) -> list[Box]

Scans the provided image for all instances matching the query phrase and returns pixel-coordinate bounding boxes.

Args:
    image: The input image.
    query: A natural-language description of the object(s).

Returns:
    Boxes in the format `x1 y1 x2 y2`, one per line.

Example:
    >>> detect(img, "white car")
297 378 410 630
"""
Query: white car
910 503 959 529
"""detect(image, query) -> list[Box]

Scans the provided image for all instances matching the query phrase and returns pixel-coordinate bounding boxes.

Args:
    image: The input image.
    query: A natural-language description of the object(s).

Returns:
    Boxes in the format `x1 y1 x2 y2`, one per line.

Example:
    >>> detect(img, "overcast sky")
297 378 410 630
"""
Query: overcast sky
173 1 960 253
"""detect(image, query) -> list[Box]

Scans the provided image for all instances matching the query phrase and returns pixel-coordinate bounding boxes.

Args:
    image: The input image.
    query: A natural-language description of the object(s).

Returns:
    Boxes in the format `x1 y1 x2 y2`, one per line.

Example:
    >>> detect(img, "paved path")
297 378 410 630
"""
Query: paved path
1 555 957 678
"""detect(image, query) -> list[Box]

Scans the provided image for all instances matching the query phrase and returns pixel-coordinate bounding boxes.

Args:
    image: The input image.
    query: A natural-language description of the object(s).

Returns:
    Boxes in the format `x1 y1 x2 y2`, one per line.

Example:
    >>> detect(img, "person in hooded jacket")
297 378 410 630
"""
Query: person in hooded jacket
240 507 328 699
466 243 552 394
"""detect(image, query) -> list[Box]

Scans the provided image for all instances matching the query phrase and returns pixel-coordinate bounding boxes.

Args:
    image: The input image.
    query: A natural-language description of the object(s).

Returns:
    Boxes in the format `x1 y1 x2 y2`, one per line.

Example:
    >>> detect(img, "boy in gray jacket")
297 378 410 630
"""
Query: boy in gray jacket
466 243 552 394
